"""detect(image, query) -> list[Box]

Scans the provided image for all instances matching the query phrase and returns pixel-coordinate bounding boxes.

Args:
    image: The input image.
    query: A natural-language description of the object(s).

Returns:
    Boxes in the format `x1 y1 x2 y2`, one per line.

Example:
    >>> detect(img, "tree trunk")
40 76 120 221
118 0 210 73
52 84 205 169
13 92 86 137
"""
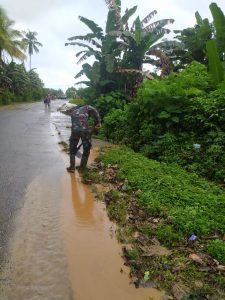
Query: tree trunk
30 54 31 70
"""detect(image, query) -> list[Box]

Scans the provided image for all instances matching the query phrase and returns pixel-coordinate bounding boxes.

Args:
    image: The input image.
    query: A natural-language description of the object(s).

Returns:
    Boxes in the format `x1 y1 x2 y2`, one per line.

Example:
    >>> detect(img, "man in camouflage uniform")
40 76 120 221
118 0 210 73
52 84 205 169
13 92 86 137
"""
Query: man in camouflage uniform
65 105 101 172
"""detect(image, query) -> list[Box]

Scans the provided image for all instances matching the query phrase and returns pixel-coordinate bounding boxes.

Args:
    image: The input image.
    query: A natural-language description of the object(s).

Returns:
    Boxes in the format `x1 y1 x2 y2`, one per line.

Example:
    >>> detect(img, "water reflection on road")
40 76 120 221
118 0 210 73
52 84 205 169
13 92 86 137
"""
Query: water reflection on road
61 167 164 300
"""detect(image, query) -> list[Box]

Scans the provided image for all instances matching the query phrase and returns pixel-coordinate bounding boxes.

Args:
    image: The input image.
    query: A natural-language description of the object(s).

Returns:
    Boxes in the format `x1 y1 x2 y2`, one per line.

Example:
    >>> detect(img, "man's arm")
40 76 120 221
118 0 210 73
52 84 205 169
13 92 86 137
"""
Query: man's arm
88 106 101 128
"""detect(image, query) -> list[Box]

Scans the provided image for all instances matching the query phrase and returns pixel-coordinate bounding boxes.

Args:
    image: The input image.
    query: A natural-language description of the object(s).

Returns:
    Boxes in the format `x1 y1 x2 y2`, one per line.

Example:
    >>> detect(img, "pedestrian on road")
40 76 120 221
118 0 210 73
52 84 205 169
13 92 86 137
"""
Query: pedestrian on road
46 94 51 107
43 96 48 107
65 105 101 172
44 94 51 108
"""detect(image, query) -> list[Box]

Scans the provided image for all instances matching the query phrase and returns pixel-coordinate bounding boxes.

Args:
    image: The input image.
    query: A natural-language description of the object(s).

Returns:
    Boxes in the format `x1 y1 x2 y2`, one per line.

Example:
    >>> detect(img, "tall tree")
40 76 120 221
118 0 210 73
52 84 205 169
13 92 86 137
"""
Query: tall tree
66 0 174 96
0 6 25 63
22 30 42 70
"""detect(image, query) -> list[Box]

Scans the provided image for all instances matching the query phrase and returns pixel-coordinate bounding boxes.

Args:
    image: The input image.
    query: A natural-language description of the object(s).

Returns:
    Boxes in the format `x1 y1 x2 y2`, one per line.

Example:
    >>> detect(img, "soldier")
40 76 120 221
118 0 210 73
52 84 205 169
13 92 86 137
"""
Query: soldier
65 105 101 172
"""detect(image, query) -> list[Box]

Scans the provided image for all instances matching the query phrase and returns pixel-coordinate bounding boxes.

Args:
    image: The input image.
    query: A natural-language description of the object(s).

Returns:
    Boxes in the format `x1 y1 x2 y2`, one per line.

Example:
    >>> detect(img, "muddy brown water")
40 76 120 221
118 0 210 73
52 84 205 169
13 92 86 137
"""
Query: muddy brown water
61 149 165 300
0 102 165 300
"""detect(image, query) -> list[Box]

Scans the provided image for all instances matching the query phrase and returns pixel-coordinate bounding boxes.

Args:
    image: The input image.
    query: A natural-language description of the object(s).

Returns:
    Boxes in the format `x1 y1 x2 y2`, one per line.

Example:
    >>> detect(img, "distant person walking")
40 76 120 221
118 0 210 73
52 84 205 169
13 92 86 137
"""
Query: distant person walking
43 94 51 108
64 105 101 172
46 94 51 107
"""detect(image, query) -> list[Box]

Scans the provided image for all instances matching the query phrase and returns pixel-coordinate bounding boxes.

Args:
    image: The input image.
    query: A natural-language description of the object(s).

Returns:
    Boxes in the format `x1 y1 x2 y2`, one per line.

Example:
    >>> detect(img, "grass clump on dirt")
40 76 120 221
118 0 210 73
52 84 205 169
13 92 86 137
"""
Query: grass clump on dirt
86 145 225 299
58 141 69 153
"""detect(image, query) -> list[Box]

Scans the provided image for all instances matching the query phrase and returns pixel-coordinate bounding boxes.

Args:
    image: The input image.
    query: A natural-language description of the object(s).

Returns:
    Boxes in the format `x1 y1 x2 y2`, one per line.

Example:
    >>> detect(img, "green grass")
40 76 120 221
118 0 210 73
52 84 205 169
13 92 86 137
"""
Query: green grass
207 240 225 264
99 146 225 258
69 98 86 105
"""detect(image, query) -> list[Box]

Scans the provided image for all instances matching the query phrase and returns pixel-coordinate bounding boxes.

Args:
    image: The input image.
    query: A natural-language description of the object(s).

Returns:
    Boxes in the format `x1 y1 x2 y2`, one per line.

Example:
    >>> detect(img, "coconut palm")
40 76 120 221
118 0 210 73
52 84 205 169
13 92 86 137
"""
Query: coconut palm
0 6 25 63
22 30 42 70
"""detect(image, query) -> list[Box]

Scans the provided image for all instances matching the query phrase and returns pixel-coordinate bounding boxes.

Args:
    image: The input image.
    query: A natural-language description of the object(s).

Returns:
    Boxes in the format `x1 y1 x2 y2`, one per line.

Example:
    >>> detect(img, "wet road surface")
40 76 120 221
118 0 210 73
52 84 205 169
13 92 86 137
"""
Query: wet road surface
0 102 64 262
0 101 165 300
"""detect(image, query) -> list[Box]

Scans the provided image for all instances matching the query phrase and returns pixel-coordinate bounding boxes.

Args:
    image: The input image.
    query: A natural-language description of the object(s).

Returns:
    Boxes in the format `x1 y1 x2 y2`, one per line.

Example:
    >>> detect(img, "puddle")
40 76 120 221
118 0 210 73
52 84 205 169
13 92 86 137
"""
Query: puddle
61 150 165 300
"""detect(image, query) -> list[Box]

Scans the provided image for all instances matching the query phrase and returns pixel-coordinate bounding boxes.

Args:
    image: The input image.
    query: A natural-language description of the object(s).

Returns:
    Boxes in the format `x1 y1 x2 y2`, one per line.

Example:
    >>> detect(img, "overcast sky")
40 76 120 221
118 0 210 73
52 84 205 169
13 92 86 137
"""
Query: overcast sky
1 0 225 92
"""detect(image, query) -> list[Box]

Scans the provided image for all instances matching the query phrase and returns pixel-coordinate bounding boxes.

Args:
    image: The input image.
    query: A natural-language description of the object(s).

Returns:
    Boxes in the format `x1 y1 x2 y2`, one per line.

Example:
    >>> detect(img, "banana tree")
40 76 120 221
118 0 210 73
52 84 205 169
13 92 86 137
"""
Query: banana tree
107 7 174 70
174 13 213 67
109 6 174 95
209 2 225 61
65 2 127 92
206 3 225 84
66 0 174 96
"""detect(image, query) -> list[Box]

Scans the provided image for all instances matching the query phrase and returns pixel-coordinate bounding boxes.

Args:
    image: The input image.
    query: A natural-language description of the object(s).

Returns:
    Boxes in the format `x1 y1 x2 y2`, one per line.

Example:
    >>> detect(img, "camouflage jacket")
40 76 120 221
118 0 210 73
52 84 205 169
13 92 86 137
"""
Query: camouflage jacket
66 105 101 131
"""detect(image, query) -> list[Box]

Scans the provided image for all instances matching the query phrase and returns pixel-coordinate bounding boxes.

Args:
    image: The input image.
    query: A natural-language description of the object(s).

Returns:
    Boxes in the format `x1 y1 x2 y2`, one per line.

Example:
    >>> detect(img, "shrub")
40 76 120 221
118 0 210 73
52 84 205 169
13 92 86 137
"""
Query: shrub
94 91 127 119
103 108 129 142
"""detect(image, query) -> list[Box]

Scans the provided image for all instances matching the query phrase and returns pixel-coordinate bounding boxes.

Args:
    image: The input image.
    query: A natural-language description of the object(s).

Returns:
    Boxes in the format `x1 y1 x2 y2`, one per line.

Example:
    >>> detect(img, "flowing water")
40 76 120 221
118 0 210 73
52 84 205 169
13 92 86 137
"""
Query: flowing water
0 102 165 300
59 133 165 300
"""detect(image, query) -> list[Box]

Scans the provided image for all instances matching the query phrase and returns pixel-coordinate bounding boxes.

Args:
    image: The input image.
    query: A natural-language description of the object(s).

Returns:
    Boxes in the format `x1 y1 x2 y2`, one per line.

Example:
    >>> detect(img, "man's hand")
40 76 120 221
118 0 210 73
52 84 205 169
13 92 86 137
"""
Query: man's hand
95 123 102 129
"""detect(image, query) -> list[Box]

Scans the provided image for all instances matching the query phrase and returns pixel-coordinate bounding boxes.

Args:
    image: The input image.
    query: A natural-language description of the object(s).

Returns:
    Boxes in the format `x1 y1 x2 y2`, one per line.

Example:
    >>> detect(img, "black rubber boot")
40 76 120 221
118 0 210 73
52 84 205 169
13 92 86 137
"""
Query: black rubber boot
67 155 75 172
77 155 89 171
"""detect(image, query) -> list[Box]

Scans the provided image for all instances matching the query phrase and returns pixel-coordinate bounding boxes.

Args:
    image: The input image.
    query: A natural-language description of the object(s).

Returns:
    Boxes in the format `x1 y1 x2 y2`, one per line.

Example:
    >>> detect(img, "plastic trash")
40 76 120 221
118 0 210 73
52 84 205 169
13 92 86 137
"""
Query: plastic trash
193 143 201 149
189 234 197 241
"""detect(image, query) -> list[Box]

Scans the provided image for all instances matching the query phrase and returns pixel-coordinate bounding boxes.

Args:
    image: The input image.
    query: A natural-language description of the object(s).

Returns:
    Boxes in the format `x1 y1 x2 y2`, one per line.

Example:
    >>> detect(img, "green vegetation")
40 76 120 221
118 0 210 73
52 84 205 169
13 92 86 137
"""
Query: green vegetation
68 2 225 298
69 98 86 106
65 1 225 185
0 6 25 62
99 146 225 241
208 240 225 264
65 0 174 97
89 145 225 298
103 61 225 183
0 62 44 104
0 5 59 105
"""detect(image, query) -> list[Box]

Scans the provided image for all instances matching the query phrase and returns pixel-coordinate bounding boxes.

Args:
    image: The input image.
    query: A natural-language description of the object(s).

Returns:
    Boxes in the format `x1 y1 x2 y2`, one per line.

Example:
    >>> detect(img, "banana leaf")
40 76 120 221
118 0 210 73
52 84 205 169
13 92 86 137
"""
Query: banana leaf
121 6 137 25
78 16 103 39
206 39 224 85
141 10 157 26
209 2 225 56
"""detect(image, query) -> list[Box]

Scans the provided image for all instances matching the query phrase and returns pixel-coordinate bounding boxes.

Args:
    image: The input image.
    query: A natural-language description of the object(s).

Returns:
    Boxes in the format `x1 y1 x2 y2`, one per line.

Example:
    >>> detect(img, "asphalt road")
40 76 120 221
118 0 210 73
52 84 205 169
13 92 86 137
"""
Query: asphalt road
0 101 67 262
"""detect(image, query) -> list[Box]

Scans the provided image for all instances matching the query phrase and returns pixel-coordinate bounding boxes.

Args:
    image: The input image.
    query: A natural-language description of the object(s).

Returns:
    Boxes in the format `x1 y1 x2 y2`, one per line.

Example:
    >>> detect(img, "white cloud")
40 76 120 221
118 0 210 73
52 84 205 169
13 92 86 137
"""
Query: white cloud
1 0 225 92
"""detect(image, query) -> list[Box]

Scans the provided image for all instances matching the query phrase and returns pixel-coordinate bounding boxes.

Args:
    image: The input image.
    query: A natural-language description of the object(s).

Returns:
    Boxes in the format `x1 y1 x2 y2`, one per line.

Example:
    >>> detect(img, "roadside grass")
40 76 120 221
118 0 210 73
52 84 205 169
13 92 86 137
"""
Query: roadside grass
99 146 225 243
69 98 86 105
58 141 69 154
88 145 225 299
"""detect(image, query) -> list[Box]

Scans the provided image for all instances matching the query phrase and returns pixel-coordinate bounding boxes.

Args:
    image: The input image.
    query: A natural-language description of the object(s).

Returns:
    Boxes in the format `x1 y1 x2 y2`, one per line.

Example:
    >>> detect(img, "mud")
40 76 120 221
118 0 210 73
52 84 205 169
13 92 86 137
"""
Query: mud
61 149 165 300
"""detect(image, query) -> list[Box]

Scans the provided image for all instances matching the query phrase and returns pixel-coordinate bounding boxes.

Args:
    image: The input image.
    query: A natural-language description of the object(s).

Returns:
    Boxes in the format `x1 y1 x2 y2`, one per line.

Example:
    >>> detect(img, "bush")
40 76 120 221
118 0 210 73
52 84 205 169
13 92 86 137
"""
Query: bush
94 91 127 119
103 108 129 142
101 62 225 183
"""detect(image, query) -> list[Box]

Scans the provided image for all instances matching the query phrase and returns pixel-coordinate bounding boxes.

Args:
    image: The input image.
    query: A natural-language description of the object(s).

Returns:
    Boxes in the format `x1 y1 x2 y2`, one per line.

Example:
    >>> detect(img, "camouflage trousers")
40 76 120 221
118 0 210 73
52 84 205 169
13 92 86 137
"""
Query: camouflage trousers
69 129 92 158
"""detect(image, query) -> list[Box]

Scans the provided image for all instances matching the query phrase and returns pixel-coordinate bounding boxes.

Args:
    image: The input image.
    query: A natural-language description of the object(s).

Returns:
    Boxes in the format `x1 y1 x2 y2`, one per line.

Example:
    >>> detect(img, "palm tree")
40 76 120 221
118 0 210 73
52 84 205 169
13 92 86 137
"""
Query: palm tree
0 6 25 63
22 30 42 70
